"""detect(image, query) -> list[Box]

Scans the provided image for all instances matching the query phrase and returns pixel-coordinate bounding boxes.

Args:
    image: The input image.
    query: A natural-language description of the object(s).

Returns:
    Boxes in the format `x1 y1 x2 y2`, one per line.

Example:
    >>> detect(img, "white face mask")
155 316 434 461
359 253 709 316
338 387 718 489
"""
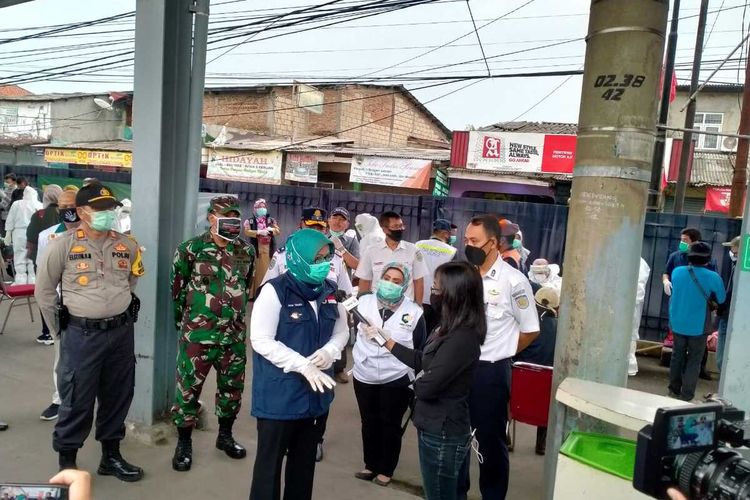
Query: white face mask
729 249 738 262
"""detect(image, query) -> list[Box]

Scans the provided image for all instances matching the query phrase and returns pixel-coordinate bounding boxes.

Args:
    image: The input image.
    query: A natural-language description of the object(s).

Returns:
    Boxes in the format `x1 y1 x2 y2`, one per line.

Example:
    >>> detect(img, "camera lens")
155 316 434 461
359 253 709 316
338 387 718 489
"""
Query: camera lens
675 448 750 499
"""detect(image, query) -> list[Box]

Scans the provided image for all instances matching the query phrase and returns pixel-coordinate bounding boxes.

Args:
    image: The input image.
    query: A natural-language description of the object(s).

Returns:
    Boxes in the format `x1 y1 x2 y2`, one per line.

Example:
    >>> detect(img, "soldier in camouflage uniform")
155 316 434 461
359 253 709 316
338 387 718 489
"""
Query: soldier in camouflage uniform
170 196 255 472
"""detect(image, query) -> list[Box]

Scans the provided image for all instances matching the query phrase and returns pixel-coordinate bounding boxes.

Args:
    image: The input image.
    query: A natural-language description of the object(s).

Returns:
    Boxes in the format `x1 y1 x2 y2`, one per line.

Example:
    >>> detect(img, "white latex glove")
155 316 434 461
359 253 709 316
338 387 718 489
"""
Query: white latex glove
663 279 672 296
330 235 345 251
300 363 336 393
3 233 11 245
362 324 390 344
307 348 334 370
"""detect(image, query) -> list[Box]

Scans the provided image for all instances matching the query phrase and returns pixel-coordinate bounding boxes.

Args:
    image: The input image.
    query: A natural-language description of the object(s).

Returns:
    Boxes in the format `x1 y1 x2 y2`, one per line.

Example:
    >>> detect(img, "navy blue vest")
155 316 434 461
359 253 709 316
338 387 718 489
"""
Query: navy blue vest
251 273 339 420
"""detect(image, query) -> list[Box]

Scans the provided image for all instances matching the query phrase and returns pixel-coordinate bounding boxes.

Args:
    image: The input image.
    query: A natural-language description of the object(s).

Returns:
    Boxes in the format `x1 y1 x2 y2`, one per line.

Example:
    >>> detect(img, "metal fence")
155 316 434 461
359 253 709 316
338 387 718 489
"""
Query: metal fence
5 165 741 342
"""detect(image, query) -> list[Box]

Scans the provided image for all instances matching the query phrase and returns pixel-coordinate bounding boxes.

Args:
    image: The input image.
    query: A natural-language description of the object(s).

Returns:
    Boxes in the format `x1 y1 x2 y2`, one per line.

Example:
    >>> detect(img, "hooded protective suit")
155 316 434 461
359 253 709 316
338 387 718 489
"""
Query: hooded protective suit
114 198 132 233
528 262 563 292
353 213 384 258
629 258 651 376
5 186 42 283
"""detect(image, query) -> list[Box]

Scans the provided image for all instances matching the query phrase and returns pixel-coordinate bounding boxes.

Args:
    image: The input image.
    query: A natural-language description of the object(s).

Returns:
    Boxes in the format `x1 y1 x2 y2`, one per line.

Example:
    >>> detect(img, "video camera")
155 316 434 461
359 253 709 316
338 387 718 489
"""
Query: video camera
633 396 750 499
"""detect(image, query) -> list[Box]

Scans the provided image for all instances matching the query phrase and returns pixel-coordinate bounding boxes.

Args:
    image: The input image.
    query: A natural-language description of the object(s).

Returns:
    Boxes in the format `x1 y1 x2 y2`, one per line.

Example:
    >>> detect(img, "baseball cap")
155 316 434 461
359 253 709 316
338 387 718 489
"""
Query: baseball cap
208 195 241 215
331 207 350 220
498 218 520 237
722 236 741 248
433 219 456 232
75 183 122 210
302 207 327 227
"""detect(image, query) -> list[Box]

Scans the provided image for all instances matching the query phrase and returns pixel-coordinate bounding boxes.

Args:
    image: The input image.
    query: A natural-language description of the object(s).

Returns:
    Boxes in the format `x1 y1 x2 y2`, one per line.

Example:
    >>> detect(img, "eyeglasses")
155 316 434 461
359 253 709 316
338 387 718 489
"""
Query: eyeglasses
313 253 334 264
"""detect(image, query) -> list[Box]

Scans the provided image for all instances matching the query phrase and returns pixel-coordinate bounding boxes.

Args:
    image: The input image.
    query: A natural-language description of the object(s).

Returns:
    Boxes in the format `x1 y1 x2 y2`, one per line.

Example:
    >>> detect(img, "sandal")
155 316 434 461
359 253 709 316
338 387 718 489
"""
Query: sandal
354 471 375 481
373 475 391 487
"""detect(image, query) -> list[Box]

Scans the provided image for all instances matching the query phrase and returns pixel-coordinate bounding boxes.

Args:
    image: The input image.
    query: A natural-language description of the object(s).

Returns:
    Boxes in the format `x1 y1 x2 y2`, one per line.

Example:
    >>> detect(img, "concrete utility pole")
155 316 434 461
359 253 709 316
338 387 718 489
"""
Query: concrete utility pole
129 0 210 434
543 0 668 497
648 0 680 211
729 44 750 218
673 0 709 214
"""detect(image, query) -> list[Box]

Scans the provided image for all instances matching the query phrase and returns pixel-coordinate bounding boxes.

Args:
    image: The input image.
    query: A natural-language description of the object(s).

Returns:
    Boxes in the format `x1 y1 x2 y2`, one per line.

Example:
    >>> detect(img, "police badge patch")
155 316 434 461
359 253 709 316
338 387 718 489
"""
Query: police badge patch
514 295 530 309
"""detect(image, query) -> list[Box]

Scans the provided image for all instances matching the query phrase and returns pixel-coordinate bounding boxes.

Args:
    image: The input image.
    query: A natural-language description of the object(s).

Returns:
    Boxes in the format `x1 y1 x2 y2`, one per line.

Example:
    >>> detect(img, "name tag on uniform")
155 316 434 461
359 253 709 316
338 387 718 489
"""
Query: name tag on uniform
69 253 91 261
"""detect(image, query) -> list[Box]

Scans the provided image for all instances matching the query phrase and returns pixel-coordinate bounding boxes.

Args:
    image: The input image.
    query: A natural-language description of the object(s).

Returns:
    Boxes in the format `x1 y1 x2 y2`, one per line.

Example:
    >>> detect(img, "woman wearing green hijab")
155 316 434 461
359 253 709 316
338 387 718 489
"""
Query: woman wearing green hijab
249 228 350 500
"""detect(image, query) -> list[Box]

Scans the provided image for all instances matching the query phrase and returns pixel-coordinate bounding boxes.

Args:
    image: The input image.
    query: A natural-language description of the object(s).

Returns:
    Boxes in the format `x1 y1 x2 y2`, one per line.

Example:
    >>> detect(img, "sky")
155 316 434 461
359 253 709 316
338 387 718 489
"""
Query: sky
1 0 748 131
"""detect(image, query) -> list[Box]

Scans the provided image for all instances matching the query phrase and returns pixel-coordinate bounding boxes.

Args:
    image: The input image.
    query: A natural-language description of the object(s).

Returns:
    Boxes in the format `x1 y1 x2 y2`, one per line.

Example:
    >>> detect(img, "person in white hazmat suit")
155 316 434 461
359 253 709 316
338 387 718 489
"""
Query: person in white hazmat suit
629 258 651 376
353 213 385 259
528 259 563 293
4 186 42 284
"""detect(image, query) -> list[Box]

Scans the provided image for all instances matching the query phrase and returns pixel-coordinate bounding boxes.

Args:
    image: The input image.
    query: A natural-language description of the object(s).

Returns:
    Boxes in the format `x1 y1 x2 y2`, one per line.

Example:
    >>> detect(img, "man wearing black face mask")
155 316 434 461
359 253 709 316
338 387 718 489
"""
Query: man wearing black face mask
36 188 81 422
355 211 427 304
460 215 540 500
170 196 255 472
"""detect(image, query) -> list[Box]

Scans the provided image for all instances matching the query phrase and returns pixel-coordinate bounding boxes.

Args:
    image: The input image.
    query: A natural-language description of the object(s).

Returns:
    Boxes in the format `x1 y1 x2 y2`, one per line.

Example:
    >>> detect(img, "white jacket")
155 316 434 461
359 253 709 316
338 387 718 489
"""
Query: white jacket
6 186 42 232
352 294 423 385
354 213 385 259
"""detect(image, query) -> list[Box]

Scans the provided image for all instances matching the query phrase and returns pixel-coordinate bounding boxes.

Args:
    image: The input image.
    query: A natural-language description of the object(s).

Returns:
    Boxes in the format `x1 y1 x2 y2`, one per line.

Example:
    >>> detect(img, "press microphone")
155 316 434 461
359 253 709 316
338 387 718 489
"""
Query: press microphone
334 290 387 346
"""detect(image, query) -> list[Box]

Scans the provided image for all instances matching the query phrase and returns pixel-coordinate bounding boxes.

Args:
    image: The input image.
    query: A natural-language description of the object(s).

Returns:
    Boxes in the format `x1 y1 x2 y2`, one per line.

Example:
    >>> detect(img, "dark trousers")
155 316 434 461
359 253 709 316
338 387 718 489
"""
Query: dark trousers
53 319 135 452
250 418 318 500
353 378 412 477
461 359 512 500
333 347 347 374
419 430 471 500
313 411 328 444
41 312 49 336
669 333 707 401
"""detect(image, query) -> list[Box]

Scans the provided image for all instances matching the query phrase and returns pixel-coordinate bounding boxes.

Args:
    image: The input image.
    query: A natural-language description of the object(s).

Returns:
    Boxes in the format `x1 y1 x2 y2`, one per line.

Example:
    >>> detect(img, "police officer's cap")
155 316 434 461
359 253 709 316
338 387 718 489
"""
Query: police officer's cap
76 183 122 210
302 207 327 228
208 196 241 215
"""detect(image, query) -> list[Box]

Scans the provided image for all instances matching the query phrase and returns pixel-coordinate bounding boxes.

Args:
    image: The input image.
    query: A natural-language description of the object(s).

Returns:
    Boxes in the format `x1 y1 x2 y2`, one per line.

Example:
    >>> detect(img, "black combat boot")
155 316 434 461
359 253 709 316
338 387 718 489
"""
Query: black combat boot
215 417 246 459
97 440 144 482
172 426 193 472
58 450 78 471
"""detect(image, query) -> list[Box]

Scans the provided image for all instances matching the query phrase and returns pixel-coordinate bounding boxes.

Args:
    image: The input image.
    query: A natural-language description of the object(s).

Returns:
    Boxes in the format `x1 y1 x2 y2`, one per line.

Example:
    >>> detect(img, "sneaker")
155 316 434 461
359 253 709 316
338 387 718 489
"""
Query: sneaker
40 403 60 421
36 333 54 346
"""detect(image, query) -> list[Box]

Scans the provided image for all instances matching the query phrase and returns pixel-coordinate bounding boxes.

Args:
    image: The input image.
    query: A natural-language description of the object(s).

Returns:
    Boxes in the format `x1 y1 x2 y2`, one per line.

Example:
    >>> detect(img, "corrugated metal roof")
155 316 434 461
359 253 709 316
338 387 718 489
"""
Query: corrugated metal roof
0 92 112 102
478 121 578 135
676 83 742 93
689 152 734 187
287 145 449 161
0 85 32 98
447 167 568 182
38 140 133 152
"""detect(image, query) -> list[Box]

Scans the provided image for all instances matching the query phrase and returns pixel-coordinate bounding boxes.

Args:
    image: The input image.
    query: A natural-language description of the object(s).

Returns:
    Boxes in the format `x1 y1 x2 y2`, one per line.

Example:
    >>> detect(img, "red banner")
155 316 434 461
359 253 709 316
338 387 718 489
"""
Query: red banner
541 135 577 173
705 187 746 213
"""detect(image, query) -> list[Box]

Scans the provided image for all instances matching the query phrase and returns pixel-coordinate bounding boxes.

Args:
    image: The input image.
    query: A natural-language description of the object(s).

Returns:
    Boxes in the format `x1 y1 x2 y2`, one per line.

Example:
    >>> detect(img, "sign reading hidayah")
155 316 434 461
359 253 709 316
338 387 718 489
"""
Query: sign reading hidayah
466 131 576 173
349 156 432 190
44 148 133 168
206 148 283 185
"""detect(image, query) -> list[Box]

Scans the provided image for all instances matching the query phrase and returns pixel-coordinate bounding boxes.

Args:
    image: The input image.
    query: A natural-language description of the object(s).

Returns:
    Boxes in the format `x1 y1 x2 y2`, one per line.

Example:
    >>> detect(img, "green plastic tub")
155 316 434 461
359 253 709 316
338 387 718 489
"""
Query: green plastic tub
559 431 637 481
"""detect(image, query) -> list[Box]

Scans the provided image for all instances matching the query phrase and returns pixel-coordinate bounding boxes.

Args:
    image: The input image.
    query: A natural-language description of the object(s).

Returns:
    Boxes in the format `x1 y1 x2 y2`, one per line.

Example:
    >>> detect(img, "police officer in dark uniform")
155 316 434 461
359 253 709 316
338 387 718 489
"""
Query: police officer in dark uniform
35 183 144 481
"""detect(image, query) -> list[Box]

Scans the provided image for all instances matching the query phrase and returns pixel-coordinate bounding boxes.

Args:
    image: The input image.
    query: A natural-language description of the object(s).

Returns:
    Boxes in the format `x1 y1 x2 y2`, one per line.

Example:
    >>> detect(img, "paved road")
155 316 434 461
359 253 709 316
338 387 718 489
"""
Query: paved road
0 308 718 499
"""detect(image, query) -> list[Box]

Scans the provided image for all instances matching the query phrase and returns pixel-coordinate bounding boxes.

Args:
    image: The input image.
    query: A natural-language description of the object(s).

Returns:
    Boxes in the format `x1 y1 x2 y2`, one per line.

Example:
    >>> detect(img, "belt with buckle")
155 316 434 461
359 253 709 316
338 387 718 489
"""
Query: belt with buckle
69 311 130 331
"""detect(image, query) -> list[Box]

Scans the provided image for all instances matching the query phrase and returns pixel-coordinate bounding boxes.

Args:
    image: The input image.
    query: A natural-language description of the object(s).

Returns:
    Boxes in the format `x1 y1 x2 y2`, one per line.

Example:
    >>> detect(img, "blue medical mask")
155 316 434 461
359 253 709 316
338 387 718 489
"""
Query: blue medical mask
376 280 405 304
87 209 116 232
449 235 457 246
329 229 345 238
512 239 522 250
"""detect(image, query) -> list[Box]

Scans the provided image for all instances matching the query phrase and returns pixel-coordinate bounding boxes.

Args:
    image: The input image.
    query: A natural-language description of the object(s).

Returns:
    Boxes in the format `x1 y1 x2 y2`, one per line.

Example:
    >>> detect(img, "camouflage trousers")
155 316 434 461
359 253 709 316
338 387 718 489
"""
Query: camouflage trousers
171 340 246 428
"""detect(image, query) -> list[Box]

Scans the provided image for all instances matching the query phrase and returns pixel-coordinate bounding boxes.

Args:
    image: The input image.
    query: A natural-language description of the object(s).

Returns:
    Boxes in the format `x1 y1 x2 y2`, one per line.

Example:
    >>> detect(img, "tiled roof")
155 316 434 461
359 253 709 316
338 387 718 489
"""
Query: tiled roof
0 85 32 98
479 121 577 135
690 151 734 186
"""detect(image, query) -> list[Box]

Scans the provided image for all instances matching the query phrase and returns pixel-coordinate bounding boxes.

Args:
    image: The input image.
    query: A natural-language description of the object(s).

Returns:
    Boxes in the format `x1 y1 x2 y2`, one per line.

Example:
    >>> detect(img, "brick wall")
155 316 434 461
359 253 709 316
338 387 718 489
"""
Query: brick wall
202 85 448 146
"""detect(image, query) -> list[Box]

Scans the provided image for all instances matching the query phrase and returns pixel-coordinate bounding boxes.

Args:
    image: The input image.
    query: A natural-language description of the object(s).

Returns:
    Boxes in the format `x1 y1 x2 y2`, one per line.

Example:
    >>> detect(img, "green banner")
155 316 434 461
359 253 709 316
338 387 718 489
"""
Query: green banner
432 168 450 197
37 175 132 201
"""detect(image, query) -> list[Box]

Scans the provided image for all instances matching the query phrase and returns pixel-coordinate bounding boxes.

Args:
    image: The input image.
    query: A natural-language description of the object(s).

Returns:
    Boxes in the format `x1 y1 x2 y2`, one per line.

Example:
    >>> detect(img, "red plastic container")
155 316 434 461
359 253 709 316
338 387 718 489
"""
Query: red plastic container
510 362 554 427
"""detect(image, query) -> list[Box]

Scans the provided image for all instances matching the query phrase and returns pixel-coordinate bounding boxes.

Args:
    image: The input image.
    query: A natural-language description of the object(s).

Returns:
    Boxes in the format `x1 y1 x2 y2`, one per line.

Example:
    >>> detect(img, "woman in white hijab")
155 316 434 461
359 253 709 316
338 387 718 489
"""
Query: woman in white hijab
5 186 42 284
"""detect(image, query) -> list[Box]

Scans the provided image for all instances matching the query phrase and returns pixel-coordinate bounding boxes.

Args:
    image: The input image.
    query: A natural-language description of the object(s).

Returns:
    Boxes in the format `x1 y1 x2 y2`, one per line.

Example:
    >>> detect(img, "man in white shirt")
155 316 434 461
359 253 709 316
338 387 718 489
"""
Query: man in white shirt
355 211 427 303
261 207 352 296
461 214 540 500
415 218 457 332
